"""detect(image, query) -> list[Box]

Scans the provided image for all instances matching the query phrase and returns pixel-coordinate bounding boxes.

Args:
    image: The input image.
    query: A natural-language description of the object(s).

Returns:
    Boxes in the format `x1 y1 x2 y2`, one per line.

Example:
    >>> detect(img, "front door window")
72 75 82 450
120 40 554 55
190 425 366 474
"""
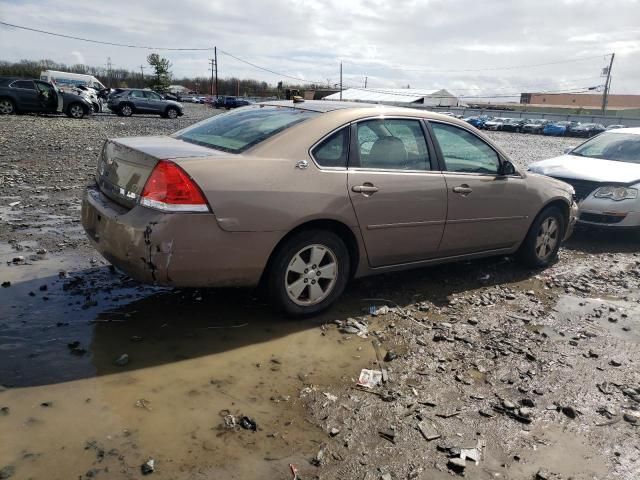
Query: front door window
430 122 500 174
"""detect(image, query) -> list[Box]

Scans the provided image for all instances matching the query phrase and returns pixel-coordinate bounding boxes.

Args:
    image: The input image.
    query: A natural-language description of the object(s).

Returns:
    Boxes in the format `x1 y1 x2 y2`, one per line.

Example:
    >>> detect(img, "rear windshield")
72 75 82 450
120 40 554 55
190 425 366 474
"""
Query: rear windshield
174 105 319 153
571 132 640 163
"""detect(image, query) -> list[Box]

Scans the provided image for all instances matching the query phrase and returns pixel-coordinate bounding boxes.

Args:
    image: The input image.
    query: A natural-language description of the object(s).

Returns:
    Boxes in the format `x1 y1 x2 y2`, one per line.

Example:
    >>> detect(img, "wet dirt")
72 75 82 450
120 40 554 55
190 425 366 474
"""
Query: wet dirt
2 111 639 479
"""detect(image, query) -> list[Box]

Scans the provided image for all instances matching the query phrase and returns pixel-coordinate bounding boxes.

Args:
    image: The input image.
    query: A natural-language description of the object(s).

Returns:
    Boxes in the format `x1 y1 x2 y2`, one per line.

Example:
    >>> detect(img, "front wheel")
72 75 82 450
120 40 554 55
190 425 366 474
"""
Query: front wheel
518 206 565 268
66 103 86 119
165 107 179 119
267 230 350 316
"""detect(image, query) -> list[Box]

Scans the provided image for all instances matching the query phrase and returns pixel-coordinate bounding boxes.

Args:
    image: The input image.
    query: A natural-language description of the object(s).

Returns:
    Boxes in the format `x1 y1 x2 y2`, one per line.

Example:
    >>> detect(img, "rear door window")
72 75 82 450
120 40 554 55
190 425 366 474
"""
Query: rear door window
144 91 162 100
355 118 430 170
174 105 319 153
11 80 35 90
130 90 145 98
311 127 349 168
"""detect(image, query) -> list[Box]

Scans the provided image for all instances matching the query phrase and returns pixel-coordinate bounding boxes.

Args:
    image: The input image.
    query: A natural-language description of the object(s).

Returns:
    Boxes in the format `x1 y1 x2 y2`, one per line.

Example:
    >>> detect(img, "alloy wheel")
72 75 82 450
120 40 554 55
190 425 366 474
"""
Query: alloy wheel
167 108 178 119
535 217 559 261
69 104 84 118
0 99 14 114
285 244 338 306
121 105 132 116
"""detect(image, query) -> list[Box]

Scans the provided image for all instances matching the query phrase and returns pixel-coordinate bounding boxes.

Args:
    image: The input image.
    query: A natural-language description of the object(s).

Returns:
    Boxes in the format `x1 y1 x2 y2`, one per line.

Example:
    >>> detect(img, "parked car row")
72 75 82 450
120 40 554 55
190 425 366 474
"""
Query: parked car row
463 115 622 138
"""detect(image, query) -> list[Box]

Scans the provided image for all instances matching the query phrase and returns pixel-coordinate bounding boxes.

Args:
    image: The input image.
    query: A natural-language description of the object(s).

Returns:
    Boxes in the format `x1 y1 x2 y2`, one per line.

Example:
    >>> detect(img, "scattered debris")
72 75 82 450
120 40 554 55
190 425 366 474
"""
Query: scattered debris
0 466 15 479
239 416 257 431
417 420 440 441
135 399 152 411
357 369 383 389
114 354 130 366
140 459 155 475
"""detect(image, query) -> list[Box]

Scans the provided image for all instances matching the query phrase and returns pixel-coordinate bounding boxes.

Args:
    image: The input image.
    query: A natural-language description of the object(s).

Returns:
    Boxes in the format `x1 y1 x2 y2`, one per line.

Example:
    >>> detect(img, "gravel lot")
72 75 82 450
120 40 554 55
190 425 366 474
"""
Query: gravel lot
0 105 638 480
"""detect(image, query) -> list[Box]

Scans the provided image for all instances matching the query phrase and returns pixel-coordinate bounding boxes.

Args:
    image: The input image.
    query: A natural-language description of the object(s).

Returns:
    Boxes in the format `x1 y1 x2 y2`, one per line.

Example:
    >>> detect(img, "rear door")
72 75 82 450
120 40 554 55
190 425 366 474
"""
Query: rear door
347 117 447 267
9 80 40 111
129 90 149 112
428 121 529 256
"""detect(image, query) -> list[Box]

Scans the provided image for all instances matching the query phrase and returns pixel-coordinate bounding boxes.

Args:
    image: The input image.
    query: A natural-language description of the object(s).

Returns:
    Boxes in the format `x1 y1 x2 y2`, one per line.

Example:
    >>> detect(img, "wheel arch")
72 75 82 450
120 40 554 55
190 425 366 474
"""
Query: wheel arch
259 218 361 287
520 197 571 248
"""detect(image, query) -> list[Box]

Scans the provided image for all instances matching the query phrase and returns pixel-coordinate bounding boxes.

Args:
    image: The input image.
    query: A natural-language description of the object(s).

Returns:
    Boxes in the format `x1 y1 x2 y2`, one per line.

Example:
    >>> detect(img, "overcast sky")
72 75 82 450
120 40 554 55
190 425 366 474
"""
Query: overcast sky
1 0 639 99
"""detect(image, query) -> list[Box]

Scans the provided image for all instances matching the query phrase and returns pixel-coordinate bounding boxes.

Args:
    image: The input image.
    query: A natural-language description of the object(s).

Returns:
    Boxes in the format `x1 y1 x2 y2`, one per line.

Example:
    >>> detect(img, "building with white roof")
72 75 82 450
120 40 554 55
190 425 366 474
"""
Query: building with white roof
323 87 459 106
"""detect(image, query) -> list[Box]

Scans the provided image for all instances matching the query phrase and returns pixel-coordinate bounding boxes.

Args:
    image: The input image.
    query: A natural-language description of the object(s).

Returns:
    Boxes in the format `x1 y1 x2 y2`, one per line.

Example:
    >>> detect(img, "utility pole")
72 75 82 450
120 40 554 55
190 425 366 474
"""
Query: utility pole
214 46 219 99
340 62 342 100
364 76 368 88
601 53 615 116
209 58 215 95
106 57 112 88
139 65 145 87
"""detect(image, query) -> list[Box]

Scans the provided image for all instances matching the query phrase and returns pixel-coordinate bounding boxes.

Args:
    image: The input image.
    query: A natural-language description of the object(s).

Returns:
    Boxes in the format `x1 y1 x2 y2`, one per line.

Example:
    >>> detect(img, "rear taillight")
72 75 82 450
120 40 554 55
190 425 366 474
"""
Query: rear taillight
140 160 210 212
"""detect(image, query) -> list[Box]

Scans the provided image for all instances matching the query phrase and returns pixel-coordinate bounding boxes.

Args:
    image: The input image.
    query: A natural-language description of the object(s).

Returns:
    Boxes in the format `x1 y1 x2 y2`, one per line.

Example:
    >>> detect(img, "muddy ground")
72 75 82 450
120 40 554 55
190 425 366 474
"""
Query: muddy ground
0 106 638 480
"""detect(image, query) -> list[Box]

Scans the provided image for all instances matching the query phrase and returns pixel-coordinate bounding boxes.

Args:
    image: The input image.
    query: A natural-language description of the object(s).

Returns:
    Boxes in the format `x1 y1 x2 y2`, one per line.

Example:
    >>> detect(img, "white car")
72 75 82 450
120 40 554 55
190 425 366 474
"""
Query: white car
528 128 640 228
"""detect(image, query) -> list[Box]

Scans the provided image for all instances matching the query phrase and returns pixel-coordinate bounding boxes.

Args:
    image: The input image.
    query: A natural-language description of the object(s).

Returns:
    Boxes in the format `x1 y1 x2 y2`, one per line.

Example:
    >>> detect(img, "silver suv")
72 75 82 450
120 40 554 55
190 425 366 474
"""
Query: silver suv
107 89 183 118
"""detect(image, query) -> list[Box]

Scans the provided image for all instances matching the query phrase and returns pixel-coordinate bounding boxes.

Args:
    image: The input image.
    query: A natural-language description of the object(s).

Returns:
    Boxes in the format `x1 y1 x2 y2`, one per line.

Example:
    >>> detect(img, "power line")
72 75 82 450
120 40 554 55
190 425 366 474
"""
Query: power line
0 21 214 50
217 49 327 85
344 86 598 100
0 20 615 90
343 53 613 73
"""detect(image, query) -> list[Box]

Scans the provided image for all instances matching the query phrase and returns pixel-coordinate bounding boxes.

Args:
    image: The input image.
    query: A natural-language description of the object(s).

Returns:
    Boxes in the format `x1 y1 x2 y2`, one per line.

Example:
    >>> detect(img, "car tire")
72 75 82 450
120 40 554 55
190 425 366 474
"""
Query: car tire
515 127 521 133
66 103 86 119
267 229 350 317
92 103 100 113
165 107 179 119
119 104 133 117
0 98 16 115
518 206 565 268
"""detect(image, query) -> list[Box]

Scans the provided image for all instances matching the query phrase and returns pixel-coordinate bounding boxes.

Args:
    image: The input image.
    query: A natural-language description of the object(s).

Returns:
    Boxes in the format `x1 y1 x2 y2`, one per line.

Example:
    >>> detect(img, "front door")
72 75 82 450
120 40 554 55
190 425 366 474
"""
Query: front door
34 81 59 113
144 91 164 113
347 118 447 267
429 121 529 256
129 90 150 112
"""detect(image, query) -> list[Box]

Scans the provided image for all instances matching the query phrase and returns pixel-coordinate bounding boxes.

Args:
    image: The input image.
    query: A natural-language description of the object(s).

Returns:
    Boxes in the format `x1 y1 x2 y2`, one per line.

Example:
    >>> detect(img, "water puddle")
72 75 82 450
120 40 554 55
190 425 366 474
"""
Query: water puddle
554 295 640 343
0 247 372 479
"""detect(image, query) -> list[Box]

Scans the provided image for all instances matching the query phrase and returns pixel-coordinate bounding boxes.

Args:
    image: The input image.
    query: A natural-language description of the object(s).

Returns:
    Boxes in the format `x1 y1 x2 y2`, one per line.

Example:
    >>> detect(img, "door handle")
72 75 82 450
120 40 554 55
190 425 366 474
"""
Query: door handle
352 184 379 194
452 185 473 195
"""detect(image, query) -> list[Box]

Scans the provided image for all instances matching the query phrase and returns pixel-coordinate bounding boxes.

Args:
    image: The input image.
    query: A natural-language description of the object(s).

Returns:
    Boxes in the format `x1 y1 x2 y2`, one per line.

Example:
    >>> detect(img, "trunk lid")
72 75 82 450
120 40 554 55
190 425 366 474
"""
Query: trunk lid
96 136 218 209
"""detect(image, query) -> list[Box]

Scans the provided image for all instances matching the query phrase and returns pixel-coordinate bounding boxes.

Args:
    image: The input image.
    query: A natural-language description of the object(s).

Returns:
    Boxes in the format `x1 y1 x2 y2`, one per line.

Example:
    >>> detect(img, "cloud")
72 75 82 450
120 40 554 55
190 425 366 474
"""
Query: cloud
0 0 639 96
70 50 85 65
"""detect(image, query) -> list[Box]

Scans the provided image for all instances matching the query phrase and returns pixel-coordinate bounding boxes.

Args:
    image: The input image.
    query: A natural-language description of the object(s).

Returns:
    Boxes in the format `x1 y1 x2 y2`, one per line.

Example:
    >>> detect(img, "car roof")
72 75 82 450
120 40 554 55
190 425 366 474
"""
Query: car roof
607 127 640 135
256 100 478 125
0 76 39 85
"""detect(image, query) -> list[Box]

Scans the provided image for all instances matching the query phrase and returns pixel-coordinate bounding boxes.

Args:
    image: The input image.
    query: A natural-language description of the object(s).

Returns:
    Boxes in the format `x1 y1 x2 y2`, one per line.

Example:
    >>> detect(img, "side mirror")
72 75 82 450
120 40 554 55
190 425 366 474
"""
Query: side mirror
500 160 517 176
563 147 573 154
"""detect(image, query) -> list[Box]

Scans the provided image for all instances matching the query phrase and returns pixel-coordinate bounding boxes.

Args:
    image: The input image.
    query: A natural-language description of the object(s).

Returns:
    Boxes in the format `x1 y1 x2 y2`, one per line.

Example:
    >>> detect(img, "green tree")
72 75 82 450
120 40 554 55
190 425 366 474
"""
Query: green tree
146 53 172 92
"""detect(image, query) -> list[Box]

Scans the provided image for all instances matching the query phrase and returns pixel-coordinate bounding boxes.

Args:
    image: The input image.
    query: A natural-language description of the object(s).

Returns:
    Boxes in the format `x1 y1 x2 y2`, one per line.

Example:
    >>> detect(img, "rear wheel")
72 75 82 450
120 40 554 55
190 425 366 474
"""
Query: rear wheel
518 206 565 268
165 107 179 119
119 104 133 117
0 98 15 115
267 230 350 317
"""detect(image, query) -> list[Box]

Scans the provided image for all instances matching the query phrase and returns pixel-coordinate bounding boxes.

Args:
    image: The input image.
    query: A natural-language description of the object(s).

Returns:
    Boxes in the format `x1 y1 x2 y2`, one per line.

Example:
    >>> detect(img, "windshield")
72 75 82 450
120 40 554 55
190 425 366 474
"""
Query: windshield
571 132 640 163
173 105 319 153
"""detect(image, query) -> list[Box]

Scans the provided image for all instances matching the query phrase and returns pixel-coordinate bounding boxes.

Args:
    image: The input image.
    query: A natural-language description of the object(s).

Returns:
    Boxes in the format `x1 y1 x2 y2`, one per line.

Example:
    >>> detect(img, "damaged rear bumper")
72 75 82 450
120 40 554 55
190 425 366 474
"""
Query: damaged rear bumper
81 185 281 288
